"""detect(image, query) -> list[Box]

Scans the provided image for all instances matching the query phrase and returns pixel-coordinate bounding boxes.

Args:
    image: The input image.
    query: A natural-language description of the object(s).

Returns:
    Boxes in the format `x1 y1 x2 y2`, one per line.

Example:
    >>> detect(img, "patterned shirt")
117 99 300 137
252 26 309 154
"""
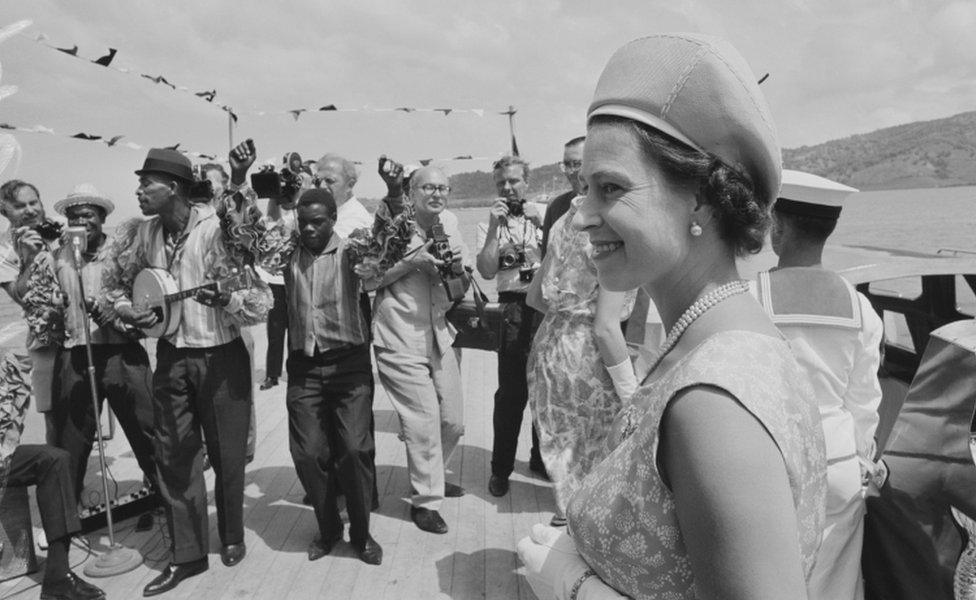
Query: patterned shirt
55 235 132 348
100 204 272 348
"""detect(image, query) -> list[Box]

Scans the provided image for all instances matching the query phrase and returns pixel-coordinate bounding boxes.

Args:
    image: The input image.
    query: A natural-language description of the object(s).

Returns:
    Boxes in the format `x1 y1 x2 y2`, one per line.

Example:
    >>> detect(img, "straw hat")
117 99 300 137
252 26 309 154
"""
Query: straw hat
53 183 114 217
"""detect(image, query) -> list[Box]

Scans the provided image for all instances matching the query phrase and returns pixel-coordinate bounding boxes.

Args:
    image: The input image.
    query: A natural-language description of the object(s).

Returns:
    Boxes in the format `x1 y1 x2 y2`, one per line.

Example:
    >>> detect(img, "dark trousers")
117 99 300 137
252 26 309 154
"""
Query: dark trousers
286 345 375 545
153 338 252 563
491 294 542 479
52 343 157 502
265 284 288 380
6 444 80 542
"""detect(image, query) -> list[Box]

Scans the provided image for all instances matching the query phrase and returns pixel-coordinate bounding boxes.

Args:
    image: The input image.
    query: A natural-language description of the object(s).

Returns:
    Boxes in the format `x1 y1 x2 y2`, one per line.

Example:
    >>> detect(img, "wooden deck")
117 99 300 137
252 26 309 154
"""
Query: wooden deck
0 324 554 600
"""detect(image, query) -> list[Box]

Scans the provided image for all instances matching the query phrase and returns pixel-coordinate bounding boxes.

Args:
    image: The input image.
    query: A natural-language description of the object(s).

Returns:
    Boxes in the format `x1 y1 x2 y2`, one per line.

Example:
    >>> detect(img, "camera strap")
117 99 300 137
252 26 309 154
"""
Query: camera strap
463 271 491 328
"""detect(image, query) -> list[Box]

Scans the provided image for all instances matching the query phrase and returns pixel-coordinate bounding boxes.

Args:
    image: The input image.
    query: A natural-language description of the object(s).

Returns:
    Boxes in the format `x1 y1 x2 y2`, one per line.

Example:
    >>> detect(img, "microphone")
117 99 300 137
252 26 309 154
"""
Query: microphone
66 225 88 266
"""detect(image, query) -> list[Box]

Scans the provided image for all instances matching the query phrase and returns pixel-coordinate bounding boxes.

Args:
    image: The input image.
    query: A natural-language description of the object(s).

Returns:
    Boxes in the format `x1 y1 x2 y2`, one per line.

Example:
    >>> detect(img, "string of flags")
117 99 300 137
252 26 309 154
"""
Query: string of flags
0 121 500 167
16 20 505 124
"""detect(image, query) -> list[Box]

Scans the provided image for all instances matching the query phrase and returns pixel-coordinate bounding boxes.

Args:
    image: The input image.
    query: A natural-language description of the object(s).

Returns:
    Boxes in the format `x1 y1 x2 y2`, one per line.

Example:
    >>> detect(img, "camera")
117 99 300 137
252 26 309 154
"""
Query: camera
188 178 214 202
32 219 63 241
519 267 536 283
429 222 468 302
250 165 303 200
498 246 526 271
504 198 525 218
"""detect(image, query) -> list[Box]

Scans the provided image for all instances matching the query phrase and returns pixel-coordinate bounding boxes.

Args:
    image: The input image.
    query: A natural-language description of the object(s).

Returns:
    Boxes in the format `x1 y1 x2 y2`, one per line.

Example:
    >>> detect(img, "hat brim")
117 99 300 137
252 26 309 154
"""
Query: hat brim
134 168 194 183
54 196 115 217
587 104 706 154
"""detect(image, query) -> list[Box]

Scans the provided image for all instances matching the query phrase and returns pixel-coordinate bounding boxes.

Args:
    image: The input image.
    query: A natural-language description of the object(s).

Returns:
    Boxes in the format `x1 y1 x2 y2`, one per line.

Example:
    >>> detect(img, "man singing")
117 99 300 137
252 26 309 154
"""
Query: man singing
101 146 271 596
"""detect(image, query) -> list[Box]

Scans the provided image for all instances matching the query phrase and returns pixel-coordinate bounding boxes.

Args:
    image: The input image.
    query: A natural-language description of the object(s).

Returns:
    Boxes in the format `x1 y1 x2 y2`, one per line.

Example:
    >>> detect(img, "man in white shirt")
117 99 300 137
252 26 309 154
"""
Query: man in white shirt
475 155 546 497
756 170 884 600
314 153 371 237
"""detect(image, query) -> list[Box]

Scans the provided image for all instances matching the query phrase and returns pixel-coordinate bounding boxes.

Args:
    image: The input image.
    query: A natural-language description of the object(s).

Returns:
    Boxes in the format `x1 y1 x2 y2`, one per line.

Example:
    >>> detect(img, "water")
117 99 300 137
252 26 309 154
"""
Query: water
453 185 976 299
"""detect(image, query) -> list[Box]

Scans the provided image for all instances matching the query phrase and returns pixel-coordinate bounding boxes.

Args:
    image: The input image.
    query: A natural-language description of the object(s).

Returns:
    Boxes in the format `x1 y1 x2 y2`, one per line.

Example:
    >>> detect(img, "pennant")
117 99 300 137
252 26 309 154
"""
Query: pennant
0 20 32 45
0 123 14 130
164 143 181 151
141 73 175 89
71 132 101 141
288 109 306 121
105 135 124 146
757 73 770 85
435 108 452 116
223 107 238 122
419 159 432 166
453 155 473 160
56 44 78 56
318 104 337 111
395 107 416 113
92 48 116 67
195 89 216 102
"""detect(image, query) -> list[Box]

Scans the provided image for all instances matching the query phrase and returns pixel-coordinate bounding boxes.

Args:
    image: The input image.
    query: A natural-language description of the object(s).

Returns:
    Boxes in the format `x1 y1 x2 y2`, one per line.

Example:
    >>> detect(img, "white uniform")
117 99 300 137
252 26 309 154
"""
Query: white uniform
755 267 883 600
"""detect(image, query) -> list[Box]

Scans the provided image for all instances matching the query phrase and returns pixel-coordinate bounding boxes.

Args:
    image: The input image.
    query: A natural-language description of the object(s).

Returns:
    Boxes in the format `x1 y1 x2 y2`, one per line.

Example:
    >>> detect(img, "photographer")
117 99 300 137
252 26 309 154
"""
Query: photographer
0 179 63 444
474 155 546 498
366 165 468 535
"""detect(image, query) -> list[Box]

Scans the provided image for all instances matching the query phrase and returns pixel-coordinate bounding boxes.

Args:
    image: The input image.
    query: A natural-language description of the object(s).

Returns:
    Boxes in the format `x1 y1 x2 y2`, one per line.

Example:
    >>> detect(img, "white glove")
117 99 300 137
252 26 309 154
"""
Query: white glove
517 524 626 600
606 359 637 403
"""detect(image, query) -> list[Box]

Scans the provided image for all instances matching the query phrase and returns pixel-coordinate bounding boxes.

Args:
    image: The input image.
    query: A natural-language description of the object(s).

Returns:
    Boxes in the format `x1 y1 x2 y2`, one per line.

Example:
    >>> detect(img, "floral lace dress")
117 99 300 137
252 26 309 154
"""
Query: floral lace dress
566 331 827 599
527 201 635 512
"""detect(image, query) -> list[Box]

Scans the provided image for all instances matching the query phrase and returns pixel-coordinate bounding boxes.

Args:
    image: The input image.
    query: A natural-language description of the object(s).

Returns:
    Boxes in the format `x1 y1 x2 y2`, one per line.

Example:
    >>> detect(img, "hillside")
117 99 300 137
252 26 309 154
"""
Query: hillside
450 111 976 195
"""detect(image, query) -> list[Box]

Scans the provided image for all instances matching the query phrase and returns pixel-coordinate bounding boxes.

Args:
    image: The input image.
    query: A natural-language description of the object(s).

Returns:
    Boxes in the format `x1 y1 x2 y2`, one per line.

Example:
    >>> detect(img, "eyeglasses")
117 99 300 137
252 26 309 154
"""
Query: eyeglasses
418 184 451 195
312 176 334 188
559 160 583 173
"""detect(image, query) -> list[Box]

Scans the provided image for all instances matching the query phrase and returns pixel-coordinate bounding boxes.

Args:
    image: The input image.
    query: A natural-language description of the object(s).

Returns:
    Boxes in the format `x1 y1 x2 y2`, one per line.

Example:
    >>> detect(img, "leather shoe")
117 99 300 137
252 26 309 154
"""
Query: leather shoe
410 506 448 534
143 558 209 597
220 542 246 567
307 534 342 561
259 376 278 390
488 474 509 497
41 571 105 600
352 535 383 565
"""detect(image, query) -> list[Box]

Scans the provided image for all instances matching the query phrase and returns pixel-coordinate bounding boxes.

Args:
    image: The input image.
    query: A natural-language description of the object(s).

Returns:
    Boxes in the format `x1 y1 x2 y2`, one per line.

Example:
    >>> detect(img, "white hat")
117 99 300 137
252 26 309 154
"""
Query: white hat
53 183 115 217
775 169 858 219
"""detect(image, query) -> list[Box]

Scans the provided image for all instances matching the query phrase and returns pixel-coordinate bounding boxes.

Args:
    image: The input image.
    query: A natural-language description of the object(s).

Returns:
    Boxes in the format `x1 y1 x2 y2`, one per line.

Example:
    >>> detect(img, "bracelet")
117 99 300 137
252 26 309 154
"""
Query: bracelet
569 568 596 600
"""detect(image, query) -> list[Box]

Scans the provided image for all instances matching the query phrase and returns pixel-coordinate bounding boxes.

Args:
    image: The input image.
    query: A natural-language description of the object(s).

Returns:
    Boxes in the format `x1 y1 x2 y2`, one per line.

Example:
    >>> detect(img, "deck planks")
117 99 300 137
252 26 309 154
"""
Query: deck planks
0 331 556 600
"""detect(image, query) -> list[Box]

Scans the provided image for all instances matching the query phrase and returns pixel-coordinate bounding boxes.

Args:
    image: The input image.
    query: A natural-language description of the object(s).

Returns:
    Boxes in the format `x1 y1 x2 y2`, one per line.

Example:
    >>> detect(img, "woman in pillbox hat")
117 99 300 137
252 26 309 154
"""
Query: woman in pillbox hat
518 33 827 600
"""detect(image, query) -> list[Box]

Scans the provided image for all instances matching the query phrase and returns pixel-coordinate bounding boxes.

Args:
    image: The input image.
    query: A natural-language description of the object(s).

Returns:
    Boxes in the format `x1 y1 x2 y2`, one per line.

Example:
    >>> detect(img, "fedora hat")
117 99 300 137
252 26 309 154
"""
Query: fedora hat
53 183 114 217
135 148 194 183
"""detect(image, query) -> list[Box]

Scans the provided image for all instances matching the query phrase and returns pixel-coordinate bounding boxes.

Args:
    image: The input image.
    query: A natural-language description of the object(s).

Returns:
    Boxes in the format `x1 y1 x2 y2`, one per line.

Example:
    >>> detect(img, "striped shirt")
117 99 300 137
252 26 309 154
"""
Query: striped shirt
284 233 369 354
101 204 272 348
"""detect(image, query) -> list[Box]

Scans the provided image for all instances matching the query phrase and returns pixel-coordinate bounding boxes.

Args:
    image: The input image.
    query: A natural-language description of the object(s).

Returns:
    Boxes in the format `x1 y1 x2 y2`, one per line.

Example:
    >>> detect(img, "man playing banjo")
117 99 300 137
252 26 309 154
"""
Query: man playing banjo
100 146 271 597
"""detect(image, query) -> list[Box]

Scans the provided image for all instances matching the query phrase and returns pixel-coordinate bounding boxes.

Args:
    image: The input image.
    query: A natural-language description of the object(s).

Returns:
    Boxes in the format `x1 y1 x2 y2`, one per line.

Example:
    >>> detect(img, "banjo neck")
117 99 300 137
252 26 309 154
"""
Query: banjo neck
163 282 219 305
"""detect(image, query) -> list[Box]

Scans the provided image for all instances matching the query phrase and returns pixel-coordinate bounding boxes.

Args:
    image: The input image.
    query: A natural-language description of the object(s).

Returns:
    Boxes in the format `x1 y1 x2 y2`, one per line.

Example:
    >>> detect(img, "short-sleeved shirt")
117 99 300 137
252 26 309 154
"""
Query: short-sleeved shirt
475 202 544 295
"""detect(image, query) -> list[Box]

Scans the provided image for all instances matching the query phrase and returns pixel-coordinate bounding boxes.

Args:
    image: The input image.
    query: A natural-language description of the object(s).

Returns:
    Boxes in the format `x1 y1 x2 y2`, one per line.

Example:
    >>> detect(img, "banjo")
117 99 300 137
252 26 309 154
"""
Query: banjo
131 267 252 338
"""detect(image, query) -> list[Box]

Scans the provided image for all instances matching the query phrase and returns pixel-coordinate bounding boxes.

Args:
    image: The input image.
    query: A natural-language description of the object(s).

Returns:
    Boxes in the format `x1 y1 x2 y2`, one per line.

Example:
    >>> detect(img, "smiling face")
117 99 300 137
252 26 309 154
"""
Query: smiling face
573 122 697 292
1 184 44 228
65 204 105 246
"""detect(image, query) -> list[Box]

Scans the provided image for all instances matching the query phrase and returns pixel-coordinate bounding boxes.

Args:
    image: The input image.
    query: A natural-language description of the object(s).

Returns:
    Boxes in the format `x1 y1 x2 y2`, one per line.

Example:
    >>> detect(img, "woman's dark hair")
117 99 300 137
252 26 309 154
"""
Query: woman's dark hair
591 115 770 256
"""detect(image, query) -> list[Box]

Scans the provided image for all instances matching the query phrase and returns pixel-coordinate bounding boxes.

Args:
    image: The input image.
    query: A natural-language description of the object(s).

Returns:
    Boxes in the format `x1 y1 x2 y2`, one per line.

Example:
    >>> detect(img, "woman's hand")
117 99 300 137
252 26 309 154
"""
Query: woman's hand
518 524 591 600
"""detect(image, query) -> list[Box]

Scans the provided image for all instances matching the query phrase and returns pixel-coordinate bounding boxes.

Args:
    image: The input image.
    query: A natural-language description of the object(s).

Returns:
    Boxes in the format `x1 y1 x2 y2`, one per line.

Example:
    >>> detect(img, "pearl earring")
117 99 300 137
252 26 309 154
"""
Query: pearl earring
690 222 703 237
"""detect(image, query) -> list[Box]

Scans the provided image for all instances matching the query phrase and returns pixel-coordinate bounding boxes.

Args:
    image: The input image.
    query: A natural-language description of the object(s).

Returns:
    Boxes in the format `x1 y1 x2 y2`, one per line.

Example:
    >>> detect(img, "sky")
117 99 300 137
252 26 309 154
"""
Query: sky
0 0 973 224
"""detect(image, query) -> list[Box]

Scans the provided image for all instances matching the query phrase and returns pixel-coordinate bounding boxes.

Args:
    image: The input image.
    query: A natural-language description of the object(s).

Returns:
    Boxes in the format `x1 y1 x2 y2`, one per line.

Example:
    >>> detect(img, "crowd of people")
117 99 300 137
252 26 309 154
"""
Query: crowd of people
0 30 954 600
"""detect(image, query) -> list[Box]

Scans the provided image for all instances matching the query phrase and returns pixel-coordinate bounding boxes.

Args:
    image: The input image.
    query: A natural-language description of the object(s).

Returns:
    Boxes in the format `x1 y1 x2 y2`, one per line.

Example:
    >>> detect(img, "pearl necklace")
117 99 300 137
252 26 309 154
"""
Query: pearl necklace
656 279 752 364
617 279 751 440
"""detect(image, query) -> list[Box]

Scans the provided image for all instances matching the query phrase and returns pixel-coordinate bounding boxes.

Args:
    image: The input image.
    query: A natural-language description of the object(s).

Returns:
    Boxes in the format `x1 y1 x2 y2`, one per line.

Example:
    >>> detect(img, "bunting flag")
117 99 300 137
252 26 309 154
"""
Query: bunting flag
239 105 493 119
0 121 218 160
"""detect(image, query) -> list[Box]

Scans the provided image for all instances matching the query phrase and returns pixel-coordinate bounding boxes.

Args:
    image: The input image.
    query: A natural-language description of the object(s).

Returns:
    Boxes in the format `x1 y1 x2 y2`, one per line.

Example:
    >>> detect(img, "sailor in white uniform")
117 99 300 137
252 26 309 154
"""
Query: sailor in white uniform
756 169 884 600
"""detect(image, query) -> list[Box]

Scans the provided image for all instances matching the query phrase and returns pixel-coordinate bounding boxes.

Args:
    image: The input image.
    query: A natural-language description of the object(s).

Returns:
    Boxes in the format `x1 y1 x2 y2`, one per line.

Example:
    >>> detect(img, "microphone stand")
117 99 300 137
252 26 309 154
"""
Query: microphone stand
69 234 143 576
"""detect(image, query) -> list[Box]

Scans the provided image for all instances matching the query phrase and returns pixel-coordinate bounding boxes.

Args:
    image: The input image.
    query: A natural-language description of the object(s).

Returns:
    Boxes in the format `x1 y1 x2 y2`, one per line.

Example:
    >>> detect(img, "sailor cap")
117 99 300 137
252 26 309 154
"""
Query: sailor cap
775 169 858 219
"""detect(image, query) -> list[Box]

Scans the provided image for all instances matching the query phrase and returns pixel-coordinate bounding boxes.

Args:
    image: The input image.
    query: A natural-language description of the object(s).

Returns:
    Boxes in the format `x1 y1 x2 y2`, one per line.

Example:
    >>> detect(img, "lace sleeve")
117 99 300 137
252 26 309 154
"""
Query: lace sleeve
346 195 416 281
